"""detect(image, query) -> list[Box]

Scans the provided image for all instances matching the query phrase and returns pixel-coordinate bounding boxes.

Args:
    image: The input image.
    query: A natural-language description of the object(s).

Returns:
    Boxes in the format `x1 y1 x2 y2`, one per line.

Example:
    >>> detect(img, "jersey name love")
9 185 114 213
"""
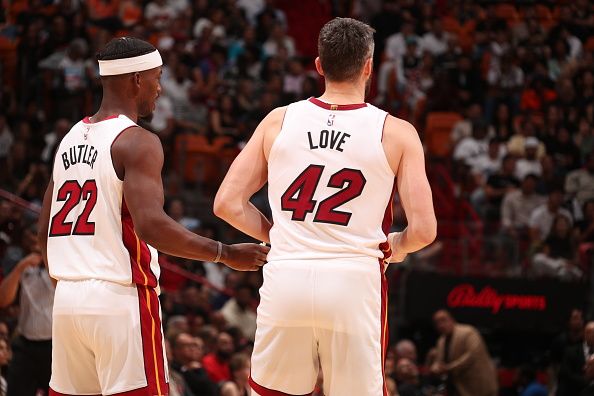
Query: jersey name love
61 145 98 170
307 130 351 152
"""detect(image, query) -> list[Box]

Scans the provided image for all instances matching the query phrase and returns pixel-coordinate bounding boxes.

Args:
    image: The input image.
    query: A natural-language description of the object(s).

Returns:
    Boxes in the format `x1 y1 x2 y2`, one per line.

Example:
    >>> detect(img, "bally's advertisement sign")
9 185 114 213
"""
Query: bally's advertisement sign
404 271 587 332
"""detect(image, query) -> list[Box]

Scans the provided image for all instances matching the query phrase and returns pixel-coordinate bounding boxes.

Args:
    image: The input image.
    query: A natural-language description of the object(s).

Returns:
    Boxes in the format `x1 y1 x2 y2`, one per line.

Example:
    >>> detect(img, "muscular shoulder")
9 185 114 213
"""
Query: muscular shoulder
262 106 288 130
383 115 419 144
382 115 422 174
113 126 162 156
111 126 163 179
261 106 288 159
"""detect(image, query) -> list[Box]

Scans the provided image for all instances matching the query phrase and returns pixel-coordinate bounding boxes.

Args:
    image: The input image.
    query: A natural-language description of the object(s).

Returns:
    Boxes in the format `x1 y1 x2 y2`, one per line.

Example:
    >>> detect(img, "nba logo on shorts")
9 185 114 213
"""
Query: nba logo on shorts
327 114 335 126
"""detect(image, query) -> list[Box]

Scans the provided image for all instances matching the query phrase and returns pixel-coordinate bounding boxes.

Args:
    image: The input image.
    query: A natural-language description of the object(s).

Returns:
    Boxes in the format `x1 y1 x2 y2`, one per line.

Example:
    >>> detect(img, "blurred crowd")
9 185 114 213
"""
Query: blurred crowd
0 0 594 395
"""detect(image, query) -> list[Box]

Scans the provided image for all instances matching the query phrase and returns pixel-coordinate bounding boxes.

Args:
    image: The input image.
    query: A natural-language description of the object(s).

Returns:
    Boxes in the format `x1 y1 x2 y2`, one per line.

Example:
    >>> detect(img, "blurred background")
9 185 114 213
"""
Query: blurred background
0 0 593 395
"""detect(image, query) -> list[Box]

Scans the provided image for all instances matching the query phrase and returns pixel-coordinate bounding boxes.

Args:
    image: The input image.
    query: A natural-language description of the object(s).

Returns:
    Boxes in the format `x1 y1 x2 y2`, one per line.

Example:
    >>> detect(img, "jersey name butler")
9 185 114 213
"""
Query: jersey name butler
61 144 98 170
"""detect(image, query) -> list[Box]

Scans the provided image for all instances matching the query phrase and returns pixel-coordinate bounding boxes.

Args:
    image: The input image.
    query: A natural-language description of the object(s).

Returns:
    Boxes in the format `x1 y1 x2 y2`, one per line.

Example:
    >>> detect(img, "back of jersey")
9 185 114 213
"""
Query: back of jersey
47 115 160 288
267 98 396 261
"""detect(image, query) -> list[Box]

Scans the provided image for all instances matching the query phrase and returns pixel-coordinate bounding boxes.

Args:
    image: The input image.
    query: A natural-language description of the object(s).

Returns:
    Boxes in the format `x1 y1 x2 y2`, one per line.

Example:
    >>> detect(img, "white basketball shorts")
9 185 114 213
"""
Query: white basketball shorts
49 279 169 396
249 258 389 396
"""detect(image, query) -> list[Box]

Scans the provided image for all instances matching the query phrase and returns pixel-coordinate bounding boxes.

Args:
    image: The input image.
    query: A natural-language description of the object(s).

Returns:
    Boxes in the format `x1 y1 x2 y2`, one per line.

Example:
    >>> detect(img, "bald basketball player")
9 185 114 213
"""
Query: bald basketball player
214 18 436 396
38 37 269 396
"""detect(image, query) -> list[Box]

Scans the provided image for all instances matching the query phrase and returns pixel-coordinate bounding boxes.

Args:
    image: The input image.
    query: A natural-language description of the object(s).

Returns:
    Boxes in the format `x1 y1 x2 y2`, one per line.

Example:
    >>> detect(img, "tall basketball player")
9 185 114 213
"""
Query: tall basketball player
37 37 269 396
214 18 437 396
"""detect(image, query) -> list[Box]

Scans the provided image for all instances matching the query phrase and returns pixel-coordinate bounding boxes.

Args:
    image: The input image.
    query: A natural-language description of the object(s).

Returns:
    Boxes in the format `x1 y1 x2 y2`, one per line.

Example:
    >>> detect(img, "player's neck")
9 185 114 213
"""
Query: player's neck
319 81 365 104
92 93 139 123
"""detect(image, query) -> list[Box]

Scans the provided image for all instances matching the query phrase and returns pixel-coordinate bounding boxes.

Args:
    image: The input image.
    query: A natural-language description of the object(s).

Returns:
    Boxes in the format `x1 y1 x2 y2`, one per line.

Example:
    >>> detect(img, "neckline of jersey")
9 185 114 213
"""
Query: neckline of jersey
82 114 120 124
308 97 367 111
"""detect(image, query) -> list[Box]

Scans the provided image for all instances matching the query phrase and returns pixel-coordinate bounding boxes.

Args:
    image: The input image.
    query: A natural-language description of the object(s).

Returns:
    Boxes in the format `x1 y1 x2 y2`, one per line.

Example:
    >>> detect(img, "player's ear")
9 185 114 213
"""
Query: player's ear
314 57 324 77
363 57 373 78
133 72 141 87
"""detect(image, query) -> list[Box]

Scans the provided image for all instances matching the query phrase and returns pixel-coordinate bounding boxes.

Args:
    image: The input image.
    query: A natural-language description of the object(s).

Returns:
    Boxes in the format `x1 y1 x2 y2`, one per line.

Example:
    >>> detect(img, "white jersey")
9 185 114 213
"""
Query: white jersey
47 115 160 289
267 98 396 262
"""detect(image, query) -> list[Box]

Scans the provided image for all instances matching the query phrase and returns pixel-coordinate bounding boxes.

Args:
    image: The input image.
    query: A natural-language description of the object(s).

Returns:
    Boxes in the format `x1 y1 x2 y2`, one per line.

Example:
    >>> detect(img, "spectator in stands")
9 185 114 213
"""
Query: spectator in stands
420 19 449 57
529 188 573 243
501 174 546 236
453 119 490 168
451 55 484 107
0 114 13 161
395 357 422 396
171 332 216 396
566 153 594 213
263 22 296 58
575 119 594 164
472 154 519 223
559 321 594 396
492 102 513 140
148 90 175 138
167 198 200 231
210 94 240 140
394 339 418 363
41 118 70 165
165 315 191 340
532 215 582 280
145 0 177 31
0 337 10 396
56 38 91 120
517 365 548 396
430 310 498 396
550 126 582 171
472 137 506 183
516 137 544 180
579 357 594 396
450 103 483 144
164 338 191 396
220 353 250 396
220 284 257 342
0 249 53 396
578 200 594 243
508 120 546 159
487 51 525 117
552 309 585 370
384 21 418 63
202 331 233 383
581 356 594 396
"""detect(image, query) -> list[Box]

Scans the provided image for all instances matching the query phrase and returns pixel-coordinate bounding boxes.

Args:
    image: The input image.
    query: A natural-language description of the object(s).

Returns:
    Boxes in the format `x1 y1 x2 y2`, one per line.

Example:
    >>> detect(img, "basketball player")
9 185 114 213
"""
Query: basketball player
214 18 437 396
37 37 269 396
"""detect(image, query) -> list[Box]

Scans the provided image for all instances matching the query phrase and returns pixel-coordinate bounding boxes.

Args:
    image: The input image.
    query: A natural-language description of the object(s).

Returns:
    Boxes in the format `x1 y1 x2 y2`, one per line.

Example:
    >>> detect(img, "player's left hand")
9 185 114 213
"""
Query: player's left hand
387 232 407 263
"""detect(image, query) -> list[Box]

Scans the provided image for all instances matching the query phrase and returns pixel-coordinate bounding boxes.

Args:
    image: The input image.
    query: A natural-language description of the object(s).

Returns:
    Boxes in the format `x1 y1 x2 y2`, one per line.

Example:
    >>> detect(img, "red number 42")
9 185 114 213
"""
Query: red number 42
49 180 98 237
280 165 366 226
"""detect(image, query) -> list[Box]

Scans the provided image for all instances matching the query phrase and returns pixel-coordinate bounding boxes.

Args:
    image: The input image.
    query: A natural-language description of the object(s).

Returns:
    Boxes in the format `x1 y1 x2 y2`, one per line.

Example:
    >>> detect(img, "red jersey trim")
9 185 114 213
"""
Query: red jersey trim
82 114 120 124
308 97 367 111
249 377 313 396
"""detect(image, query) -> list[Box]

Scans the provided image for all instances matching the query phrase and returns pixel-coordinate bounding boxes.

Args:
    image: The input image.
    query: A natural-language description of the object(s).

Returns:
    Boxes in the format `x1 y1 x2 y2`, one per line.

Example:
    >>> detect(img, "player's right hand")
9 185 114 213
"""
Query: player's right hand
221 243 270 271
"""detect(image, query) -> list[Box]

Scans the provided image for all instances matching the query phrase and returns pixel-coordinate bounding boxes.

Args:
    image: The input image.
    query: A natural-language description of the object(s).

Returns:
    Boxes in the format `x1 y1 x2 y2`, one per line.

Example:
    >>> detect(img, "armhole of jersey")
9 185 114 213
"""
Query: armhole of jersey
110 125 138 181
377 111 395 176
267 104 291 165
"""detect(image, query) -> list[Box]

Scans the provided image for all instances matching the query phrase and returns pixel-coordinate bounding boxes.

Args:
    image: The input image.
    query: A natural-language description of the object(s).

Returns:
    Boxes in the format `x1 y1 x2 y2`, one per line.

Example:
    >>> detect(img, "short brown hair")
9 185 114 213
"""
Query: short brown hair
318 17 375 82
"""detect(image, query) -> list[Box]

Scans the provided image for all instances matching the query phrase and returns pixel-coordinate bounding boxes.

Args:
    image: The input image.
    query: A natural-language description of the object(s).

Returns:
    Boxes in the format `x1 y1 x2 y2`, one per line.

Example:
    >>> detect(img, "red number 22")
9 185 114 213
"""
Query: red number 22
49 180 98 236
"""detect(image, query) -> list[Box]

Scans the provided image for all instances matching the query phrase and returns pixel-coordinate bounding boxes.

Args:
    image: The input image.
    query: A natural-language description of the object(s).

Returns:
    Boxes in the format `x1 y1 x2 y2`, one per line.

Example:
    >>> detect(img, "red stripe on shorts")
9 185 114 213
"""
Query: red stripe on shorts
249 376 313 396
378 179 395 396
137 285 168 396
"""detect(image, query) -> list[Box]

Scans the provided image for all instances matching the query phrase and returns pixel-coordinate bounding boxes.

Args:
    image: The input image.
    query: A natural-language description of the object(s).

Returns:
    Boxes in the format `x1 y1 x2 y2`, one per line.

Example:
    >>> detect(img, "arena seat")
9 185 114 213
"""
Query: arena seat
424 112 462 158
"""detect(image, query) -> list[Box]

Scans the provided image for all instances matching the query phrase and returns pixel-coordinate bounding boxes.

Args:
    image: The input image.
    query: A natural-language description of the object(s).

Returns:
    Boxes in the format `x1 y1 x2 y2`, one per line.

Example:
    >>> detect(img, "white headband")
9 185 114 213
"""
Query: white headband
98 50 163 76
